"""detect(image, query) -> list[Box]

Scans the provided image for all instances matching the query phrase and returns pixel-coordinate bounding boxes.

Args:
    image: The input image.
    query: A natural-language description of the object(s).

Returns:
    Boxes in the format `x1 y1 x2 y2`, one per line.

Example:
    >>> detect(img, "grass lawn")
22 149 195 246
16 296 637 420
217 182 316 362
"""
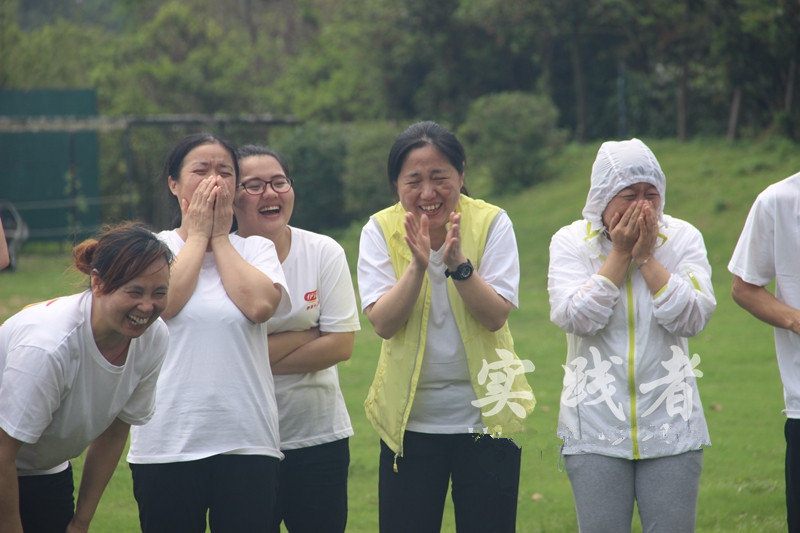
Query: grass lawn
2 137 799 531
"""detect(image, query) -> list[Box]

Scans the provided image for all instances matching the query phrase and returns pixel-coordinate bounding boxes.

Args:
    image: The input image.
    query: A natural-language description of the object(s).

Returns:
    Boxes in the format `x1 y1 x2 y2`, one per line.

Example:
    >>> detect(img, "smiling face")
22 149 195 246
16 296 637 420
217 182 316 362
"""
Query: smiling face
167 142 237 205
233 155 295 241
91 257 170 341
601 182 662 229
396 144 464 237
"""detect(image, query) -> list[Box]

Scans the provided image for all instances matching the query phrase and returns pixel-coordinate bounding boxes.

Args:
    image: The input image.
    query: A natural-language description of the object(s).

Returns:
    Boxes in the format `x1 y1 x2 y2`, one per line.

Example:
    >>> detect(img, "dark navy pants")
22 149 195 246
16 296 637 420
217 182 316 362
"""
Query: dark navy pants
379 431 521 533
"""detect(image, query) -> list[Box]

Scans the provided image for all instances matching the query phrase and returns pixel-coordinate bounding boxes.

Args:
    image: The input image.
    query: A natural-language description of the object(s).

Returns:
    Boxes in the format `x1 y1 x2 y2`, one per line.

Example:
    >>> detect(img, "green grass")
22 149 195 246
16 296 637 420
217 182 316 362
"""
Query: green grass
3 137 799 531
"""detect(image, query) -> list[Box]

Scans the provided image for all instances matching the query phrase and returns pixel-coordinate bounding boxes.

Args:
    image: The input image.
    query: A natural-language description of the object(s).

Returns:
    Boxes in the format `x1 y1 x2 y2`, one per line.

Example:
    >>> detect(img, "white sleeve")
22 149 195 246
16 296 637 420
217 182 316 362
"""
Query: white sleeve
357 219 398 312
728 191 776 286
0 345 66 443
118 321 170 425
479 212 520 308
651 225 716 337
548 225 622 336
243 234 292 315
318 241 361 333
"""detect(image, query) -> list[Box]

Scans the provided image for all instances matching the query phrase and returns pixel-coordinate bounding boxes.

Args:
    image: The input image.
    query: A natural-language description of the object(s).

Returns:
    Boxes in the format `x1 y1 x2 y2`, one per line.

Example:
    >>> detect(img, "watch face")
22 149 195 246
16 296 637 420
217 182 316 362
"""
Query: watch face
454 261 473 280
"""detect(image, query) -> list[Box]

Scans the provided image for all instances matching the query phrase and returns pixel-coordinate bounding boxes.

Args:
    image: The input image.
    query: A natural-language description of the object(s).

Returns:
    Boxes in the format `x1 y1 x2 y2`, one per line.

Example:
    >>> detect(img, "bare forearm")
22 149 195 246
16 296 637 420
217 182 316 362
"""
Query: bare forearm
271 332 354 374
268 329 320 365
597 248 633 288
0 462 22 533
732 276 800 335
0 431 25 533
0 233 9 270
71 420 130 531
365 262 426 339
451 275 513 332
212 236 281 323
637 257 670 295
162 235 207 319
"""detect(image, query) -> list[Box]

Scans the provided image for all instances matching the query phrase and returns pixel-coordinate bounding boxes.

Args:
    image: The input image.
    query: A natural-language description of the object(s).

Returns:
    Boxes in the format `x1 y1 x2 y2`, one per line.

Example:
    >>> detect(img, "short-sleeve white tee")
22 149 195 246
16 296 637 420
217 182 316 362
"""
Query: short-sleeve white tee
0 291 169 474
729 173 800 418
357 211 520 433
267 227 360 450
128 231 289 463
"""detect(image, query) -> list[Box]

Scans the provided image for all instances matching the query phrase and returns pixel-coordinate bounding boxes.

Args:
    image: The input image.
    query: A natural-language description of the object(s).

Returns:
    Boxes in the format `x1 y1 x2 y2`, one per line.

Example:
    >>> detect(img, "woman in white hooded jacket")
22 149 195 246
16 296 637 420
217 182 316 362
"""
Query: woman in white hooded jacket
548 139 716 533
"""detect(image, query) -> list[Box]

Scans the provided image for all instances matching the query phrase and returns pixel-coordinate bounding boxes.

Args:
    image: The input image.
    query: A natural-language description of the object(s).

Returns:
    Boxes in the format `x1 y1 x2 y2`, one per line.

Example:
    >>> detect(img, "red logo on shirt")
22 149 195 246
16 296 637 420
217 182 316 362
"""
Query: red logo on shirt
304 291 317 302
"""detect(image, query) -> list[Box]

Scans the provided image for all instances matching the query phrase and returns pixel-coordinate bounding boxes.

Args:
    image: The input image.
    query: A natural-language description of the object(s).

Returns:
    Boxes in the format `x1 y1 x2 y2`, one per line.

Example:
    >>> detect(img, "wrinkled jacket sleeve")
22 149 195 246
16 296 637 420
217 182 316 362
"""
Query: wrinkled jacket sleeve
651 224 716 337
548 225 622 336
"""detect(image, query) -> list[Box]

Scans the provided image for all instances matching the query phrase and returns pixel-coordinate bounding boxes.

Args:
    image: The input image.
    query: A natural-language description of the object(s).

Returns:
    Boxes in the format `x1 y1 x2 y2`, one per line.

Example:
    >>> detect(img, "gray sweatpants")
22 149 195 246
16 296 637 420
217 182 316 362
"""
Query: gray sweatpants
564 450 703 533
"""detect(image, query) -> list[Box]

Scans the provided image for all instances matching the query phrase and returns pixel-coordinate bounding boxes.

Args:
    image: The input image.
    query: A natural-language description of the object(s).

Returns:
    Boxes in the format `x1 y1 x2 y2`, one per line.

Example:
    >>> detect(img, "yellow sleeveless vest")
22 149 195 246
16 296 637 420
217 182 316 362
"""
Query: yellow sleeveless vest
365 195 535 455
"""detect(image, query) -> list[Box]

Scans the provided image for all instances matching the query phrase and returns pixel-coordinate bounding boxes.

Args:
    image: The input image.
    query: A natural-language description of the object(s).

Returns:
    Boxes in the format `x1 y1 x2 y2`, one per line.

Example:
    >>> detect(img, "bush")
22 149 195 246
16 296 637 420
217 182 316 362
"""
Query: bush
272 123 348 233
341 121 399 222
457 91 567 194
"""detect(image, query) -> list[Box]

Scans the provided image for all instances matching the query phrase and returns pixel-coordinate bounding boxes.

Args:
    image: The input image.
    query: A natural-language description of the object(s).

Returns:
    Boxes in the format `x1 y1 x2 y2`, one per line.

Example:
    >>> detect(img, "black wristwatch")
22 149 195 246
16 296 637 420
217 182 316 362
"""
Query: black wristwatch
445 259 474 281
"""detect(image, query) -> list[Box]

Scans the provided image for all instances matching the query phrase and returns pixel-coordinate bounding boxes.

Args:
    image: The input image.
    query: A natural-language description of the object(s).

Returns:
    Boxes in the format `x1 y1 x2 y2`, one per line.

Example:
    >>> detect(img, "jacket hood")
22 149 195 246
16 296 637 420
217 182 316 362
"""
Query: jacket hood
582 138 666 232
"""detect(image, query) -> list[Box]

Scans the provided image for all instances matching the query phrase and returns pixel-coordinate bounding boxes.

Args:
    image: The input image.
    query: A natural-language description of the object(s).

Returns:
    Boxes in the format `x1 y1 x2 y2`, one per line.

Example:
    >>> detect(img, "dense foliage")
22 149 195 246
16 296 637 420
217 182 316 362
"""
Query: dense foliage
6 0 798 139
2 0 799 230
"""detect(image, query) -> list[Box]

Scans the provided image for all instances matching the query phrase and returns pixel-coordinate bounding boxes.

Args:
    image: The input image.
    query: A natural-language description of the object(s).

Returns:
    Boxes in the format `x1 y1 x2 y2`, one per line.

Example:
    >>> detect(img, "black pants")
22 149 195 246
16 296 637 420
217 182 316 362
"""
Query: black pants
787 419 800 533
271 438 350 533
130 454 279 533
379 431 521 533
18 463 74 533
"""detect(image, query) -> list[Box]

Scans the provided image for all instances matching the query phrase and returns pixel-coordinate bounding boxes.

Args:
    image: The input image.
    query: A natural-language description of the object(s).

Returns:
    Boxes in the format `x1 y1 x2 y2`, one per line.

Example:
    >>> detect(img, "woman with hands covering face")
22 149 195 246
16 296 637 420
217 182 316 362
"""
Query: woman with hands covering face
128 133 289 533
357 121 534 533
548 139 716 533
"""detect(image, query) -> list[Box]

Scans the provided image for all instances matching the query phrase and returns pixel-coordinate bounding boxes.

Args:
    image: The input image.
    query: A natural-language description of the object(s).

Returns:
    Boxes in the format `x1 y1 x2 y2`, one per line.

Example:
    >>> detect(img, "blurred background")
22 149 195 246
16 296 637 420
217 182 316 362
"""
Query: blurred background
1 0 798 243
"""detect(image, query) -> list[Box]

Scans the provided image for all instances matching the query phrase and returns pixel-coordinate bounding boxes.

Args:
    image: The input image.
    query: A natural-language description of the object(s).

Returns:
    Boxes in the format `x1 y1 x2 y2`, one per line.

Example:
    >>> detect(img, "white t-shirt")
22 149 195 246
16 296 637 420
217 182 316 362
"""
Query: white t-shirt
127 231 289 463
0 291 169 475
267 227 360 450
729 173 800 418
357 212 520 433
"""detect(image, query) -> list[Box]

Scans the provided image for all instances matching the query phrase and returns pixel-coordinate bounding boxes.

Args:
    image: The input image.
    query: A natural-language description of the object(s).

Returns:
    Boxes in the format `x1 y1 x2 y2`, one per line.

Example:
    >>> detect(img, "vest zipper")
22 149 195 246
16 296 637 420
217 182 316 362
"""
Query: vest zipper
395 277 429 473
626 264 640 459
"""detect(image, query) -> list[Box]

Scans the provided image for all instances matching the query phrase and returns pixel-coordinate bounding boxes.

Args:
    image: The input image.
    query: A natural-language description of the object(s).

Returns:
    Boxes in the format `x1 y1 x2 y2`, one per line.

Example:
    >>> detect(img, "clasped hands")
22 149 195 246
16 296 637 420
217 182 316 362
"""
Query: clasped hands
181 176 234 242
607 200 657 266
403 211 466 272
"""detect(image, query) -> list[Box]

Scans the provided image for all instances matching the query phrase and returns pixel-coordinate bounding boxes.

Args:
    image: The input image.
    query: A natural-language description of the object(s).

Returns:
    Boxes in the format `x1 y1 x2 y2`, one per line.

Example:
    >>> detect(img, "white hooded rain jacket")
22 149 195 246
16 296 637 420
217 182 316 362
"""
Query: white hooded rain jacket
548 139 716 459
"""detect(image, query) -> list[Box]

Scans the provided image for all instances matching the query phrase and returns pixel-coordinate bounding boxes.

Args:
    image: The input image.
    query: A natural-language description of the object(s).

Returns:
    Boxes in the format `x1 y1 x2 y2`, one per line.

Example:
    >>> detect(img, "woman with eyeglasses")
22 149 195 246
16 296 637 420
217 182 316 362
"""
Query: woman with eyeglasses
233 145 360 533
127 133 289 532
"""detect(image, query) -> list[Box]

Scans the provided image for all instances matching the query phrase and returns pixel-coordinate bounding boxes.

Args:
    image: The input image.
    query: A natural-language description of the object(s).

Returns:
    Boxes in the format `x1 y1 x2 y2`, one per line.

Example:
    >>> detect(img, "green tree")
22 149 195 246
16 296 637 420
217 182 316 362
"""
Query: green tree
273 123 348 233
457 91 566 194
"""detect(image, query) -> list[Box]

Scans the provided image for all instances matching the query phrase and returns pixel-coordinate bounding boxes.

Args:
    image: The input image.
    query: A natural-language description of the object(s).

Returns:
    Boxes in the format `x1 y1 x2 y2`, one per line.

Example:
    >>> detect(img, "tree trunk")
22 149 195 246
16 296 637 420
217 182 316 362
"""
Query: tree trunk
677 54 688 141
786 56 796 112
569 35 586 142
727 86 742 141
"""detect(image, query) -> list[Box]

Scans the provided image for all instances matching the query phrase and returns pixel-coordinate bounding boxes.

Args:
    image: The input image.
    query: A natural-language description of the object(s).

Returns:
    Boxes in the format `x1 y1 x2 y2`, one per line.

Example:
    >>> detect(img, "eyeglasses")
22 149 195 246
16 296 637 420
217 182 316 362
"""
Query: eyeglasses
238 177 294 195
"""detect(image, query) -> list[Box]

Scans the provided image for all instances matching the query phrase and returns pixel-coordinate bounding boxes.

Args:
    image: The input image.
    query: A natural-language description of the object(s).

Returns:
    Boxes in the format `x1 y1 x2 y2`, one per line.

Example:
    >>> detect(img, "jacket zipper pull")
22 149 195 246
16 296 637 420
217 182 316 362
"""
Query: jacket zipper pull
393 452 399 473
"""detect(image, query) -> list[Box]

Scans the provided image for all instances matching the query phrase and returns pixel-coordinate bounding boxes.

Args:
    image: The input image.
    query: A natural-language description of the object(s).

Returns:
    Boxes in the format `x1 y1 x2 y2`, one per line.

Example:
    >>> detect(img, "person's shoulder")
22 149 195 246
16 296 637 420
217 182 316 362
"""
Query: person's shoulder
759 172 800 200
460 195 501 214
232 232 275 252
553 219 589 237
661 214 703 237
156 229 178 243
290 227 346 260
2 293 86 349
135 317 170 352
10 292 84 322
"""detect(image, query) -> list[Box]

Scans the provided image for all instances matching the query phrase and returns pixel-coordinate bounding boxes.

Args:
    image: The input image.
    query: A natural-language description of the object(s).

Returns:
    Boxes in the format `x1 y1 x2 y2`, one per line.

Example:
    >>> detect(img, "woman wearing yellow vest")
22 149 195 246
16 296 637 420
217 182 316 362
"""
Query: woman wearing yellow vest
357 121 535 533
